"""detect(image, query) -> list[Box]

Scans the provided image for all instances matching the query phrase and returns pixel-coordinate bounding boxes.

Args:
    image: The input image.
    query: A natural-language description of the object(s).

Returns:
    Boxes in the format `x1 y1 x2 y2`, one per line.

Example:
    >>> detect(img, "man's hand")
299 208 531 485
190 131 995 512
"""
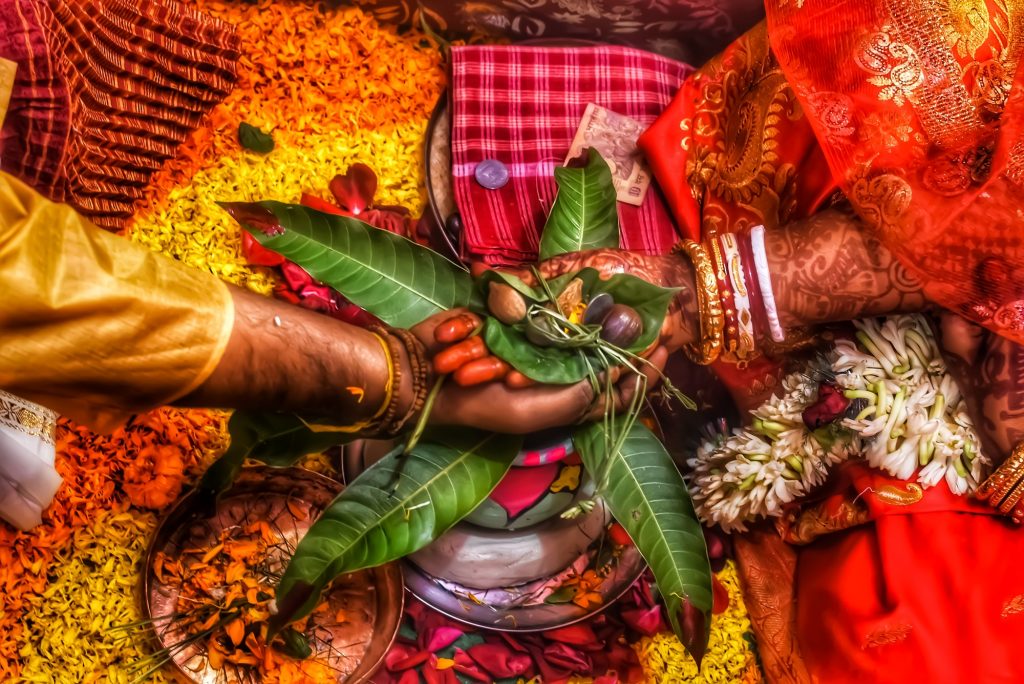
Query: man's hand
410 307 669 434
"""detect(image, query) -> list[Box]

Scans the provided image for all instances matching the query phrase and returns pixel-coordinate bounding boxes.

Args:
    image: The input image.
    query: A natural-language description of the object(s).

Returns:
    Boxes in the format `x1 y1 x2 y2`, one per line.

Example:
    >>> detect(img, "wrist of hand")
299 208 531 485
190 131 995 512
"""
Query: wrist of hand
657 252 700 354
363 328 431 438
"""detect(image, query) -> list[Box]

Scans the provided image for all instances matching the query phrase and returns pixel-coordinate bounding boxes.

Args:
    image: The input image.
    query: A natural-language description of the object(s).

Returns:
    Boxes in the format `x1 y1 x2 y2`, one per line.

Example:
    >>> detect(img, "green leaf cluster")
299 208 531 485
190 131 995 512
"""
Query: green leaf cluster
219 148 711 661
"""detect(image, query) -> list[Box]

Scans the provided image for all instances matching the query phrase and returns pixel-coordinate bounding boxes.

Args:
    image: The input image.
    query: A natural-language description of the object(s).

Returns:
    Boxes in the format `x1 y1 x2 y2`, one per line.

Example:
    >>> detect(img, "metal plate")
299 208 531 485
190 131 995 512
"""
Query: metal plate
403 536 645 632
142 466 403 683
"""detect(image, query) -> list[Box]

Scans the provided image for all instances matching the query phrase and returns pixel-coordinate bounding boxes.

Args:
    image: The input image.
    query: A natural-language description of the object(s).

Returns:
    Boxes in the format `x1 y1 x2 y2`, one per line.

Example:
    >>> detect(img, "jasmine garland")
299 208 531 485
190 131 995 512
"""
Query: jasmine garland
688 315 988 531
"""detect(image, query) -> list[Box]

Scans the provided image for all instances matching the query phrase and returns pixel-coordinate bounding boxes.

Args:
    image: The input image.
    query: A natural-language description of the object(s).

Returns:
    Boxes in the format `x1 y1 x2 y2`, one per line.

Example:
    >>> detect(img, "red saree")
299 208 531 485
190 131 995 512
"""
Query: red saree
639 3 1024 682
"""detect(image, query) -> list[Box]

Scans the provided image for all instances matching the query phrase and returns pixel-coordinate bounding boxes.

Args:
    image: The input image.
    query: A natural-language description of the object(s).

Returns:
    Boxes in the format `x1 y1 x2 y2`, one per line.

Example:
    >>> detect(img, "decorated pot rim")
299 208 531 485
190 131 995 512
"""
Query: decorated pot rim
513 430 575 467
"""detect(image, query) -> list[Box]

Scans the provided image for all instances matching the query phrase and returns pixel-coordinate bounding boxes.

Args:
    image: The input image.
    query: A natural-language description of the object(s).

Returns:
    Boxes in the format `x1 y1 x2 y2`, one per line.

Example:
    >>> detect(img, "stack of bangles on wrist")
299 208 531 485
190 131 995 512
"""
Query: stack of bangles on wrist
976 443 1024 523
675 225 784 365
366 326 431 438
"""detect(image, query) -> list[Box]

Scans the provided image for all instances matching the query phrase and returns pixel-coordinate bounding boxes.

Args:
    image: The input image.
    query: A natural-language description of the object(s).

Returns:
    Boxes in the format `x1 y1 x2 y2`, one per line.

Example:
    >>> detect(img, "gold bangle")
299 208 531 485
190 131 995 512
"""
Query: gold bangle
370 332 395 422
977 442 1024 522
674 239 725 365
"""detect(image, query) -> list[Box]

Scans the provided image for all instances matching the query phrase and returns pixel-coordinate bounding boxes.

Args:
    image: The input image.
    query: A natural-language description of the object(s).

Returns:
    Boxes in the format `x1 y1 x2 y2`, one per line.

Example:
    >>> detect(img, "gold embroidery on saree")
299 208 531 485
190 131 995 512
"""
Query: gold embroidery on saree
921 141 996 195
847 171 914 233
806 92 855 142
856 27 926 106
884 0 986 146
859 110 927 153
688 25 801 229
1001 593 1024 617
873 482 924 506
863 623 912 648
944 0 991 56
778 499 871 545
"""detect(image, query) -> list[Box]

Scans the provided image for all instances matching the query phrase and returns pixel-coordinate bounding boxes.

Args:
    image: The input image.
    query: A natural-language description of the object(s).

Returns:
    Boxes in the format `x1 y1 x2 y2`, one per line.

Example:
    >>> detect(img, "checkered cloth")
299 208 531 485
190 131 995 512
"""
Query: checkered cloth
451 45 693 265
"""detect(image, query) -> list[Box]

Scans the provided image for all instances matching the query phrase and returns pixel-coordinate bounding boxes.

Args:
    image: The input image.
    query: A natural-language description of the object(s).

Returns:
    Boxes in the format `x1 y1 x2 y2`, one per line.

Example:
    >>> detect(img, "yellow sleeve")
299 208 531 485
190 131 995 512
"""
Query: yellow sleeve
0 171 234 431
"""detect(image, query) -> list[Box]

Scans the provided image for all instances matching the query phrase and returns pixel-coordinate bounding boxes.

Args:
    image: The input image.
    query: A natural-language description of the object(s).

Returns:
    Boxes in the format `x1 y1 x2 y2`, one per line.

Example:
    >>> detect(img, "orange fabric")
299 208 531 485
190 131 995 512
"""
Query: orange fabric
638 23 836 402
766 0 1024 343
797 510 1024 684
640 4 1024 683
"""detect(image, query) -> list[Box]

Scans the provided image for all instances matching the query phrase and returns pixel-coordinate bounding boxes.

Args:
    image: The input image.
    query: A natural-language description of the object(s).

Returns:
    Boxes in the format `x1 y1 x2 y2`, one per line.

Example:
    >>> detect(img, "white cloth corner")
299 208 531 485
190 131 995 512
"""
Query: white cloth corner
0 391 61 530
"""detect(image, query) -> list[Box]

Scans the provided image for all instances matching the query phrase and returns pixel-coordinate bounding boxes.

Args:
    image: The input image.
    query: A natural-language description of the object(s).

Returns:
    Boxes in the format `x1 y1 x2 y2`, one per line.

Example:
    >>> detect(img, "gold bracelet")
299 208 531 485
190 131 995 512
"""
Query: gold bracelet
369 332 395 422
366 326 404 437
674 239 725 365
977 442 1024 523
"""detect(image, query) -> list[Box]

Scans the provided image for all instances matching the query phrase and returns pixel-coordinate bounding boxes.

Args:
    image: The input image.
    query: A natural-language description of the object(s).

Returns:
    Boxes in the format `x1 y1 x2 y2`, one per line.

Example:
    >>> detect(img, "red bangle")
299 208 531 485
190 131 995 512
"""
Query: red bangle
736 227 768 345
708 237 740 358
719 232 757 360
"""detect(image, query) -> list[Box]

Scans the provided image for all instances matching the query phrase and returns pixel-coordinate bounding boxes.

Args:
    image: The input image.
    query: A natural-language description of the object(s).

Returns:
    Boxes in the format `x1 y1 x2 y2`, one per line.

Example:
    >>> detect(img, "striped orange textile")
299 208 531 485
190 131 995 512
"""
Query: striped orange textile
0 0 239 229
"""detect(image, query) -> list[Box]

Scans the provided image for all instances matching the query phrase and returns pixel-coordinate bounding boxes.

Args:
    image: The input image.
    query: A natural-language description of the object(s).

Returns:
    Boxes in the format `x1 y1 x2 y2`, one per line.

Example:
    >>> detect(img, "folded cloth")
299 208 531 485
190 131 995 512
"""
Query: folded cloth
0 390 60 531
450 45 692 266
0 0 239 230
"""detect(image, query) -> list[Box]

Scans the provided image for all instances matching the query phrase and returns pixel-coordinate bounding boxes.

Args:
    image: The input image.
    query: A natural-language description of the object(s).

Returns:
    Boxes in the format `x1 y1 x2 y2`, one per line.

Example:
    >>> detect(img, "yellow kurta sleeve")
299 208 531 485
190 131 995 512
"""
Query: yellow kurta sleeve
0 171 234 430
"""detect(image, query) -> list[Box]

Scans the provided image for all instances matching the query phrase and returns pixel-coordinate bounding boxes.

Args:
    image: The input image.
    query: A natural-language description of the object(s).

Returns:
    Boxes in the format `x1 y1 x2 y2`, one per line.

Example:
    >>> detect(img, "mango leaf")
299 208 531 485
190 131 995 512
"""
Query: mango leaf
238 122 274 154
271 429 523 631
482 268 675 381
484 317 595 384
574 419 712 666
539 148 620 260
196 411 350 510
221 201 477 328
475 269 544 309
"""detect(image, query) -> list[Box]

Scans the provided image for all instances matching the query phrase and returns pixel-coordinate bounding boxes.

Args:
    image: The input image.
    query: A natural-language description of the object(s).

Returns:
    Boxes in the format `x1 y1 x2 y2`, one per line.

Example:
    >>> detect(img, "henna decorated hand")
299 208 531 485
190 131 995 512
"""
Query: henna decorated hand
932 312 1024 461
471 248 701 354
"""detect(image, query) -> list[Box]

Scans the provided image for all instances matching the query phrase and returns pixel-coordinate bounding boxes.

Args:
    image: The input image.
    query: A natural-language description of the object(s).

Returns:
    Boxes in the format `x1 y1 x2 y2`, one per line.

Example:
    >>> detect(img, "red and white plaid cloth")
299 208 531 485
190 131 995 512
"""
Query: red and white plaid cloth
451 45 693 266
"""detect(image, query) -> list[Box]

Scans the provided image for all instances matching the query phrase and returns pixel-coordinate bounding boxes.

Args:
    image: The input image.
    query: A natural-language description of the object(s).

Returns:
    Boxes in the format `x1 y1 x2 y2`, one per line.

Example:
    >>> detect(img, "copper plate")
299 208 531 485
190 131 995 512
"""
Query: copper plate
403 539 645 632
142 466 404 683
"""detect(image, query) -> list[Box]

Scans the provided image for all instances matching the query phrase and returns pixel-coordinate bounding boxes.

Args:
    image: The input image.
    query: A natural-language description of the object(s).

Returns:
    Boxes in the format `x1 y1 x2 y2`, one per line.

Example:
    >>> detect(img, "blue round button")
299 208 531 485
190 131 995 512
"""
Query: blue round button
474 159 509 189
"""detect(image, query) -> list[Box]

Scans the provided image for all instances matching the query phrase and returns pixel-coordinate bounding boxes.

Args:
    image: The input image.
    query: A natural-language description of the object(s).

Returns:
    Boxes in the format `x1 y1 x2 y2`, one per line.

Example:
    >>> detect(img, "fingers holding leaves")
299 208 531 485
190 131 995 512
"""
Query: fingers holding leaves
581 346 670 422
426 309 516 388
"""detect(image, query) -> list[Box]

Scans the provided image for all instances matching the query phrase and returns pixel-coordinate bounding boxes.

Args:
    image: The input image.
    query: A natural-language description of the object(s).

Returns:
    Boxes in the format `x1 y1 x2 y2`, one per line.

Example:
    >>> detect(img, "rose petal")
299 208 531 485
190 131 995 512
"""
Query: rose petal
544 642 592 672
280 261 315 292
396 670 420 684
329 163 378 214
272 284 301 305
362 208 411 236
386 642 429 671
467 642 532 678
241 230 285 267
300 192 350 216
803 383 851 429
425 626 464 653
523 642 569 682
452 649 490 682
712 574 730 614
621 605 666 636
422 660 458 684
543 624 598 647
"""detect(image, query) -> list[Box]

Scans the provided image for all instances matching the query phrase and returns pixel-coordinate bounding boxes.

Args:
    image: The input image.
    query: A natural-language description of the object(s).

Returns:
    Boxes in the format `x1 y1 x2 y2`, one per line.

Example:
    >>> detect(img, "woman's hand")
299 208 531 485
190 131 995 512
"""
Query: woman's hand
473 248 701 354
933 312 1024 460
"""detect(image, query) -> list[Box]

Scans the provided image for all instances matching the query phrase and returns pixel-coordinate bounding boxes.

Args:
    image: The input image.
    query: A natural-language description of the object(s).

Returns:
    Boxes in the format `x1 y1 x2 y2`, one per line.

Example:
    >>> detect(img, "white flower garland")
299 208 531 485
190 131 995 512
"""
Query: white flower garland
688 314 988 532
